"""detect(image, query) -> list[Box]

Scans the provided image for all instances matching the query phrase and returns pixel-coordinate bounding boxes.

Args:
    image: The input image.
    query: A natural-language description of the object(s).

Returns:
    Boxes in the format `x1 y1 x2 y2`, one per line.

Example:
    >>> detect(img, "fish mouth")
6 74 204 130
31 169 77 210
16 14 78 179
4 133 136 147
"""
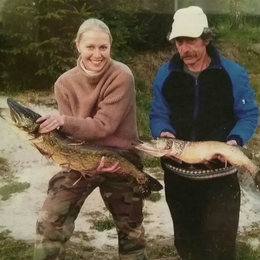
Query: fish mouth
7 98 42 133
7 98 41 124
133 138 172 156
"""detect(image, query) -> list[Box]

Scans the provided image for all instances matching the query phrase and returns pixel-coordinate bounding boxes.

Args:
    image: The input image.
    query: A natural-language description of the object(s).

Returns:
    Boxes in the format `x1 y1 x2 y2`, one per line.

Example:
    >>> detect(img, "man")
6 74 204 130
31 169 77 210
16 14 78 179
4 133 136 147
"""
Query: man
149 6 258 260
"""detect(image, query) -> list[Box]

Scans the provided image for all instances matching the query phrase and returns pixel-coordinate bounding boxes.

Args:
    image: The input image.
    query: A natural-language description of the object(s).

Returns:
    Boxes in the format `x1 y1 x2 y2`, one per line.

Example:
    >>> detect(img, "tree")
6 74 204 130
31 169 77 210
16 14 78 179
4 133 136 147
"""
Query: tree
0 0 149 91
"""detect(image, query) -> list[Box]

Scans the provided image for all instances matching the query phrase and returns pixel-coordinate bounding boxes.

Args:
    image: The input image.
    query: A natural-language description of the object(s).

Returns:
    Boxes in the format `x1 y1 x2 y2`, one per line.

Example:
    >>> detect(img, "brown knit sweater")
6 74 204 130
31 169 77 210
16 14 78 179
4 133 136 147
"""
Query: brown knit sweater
54 57 138 150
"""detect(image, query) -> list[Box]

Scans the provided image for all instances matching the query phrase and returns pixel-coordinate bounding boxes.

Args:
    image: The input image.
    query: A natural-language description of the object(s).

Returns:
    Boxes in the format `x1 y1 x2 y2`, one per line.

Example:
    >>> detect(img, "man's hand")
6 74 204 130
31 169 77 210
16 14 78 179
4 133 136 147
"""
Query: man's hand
86 156 121 177
36 114 65 134
226 140 238 146
160 132 176 138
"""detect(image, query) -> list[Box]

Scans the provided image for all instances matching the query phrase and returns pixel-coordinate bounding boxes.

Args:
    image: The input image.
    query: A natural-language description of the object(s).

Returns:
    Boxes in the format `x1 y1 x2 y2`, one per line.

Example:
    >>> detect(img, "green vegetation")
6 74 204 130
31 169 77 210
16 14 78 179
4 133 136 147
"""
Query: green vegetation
0 0 149 92
236 242 260 260
0 230 33 260
143 157 161 168
147 191 161 202
1 1 260 258
0 156 9 177
0 156 30 201
0 181 30 201
1 230 260 259
90 216 115 232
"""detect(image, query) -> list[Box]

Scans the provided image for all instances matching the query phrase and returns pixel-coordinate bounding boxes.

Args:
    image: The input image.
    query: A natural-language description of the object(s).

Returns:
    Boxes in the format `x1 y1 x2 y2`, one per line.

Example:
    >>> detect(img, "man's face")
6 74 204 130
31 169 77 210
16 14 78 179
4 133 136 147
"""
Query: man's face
175 37 209 66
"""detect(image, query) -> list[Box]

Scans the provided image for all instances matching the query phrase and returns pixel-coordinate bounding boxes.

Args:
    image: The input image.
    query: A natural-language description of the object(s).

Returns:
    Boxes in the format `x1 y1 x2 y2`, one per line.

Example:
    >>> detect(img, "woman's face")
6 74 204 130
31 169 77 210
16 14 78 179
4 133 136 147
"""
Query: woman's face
77 30 111 72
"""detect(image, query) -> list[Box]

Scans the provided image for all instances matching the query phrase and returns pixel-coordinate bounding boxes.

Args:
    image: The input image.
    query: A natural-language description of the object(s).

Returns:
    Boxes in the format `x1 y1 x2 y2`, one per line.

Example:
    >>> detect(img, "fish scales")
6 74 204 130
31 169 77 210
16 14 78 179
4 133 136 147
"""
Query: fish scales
6 98 163 198
134 138 259 180
32 131 148 184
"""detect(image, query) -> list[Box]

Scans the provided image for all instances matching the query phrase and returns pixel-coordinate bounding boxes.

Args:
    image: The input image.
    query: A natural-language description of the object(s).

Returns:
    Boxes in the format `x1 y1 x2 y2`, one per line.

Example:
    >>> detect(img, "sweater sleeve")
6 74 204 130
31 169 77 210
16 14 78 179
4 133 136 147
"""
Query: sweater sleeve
54 80 73 117
60 71 135 141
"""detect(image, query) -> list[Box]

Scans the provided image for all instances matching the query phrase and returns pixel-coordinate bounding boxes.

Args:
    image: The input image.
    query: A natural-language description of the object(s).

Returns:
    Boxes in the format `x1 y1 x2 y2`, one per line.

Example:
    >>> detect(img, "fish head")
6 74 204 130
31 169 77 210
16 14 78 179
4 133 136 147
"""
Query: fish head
7 98 42 134
133 138 174 157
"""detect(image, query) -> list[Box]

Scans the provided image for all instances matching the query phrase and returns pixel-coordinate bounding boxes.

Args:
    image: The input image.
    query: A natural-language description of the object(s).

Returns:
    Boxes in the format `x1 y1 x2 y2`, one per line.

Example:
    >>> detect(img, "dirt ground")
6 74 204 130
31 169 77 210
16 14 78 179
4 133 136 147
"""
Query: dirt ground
0 94 260 259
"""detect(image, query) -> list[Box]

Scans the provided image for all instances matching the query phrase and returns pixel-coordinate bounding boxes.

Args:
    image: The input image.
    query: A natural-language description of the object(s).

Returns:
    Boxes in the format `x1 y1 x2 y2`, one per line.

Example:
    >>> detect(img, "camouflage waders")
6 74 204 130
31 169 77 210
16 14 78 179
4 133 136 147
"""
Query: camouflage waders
33 170 148 260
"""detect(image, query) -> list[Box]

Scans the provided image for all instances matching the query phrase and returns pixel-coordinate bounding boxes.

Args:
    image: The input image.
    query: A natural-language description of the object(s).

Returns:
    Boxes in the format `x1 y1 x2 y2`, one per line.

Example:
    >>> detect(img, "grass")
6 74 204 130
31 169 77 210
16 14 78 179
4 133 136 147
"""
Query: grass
1 230 259 260
216 26 260 78
0 181 30 201
147 191 161 202
237 242 260 260
0 230 33 260
0 156 30 201
0 230 111 260
0 157 10 178
90 216 115 232
143 156 161 168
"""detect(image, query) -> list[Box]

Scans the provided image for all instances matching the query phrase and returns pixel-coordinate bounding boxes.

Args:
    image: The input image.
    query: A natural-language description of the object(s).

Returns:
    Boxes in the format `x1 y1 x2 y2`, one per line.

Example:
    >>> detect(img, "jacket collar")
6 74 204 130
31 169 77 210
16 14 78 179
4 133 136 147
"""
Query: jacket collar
168 44 222 72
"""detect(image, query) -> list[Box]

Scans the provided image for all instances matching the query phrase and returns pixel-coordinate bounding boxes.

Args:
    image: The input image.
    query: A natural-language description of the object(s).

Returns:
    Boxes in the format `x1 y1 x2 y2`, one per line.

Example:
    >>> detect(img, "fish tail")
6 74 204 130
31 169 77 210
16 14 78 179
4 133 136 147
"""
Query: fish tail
138 173 163 199
145 173 163 192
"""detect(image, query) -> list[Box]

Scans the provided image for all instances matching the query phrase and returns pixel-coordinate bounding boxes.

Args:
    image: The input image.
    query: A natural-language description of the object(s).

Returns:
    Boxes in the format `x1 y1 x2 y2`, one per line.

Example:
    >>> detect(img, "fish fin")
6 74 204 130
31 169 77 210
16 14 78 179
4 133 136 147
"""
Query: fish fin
142 172 163 198
135 173 163 200
146 173 163 192
167 156 183 164
132 139 144 145
68 141 85 146
33 143 52 157
203 158 229 169
60 162 71 169
204 161 214 170
72 175 83 186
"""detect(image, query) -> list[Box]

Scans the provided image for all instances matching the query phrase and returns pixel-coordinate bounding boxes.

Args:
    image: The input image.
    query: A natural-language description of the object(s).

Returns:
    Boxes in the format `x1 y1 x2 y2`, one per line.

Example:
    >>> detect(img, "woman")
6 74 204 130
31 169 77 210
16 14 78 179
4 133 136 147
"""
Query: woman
33 18 147 260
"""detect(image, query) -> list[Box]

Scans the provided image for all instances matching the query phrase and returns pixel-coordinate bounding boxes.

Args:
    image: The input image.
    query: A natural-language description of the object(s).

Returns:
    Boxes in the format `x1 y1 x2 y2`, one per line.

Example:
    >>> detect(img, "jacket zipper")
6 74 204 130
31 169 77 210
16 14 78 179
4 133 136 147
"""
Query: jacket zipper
191 78 199 141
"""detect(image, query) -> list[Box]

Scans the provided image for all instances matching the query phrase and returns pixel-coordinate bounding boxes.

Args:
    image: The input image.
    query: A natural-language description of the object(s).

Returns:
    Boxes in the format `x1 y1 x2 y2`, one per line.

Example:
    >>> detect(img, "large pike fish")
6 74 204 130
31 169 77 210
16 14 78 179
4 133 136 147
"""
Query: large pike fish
134 138 260 184
6 98 163 198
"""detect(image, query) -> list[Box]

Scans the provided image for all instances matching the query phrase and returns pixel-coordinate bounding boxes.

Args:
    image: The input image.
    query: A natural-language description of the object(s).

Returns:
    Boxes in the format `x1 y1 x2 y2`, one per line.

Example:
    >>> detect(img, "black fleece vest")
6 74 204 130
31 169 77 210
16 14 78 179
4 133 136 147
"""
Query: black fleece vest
162 68 236 141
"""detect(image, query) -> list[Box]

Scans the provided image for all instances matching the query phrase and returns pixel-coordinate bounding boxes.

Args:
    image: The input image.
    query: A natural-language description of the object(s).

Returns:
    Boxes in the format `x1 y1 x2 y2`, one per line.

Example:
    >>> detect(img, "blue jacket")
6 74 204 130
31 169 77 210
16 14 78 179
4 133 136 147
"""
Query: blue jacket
149 45 258 146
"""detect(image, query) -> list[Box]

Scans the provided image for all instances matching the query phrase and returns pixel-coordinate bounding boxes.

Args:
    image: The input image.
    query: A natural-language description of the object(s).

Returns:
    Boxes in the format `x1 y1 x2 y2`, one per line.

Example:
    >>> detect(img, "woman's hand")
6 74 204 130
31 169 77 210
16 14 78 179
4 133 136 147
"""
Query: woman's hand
86 156 121 177
36 114 65 134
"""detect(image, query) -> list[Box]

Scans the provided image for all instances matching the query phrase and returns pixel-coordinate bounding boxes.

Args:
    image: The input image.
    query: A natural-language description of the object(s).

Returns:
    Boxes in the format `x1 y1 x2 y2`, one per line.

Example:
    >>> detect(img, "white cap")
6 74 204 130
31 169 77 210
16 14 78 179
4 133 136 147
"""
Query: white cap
169 6 208 40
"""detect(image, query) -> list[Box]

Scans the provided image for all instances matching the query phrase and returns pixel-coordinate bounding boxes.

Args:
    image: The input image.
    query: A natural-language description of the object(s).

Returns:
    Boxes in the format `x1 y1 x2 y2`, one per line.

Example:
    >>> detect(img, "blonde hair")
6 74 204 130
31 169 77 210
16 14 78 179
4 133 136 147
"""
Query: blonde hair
75 18 113 44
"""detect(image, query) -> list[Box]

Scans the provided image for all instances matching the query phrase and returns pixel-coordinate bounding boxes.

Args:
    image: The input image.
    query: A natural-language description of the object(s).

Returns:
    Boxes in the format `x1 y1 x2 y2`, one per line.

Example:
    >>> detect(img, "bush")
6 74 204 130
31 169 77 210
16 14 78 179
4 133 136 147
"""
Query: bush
0 0 149 92
1 0 91 91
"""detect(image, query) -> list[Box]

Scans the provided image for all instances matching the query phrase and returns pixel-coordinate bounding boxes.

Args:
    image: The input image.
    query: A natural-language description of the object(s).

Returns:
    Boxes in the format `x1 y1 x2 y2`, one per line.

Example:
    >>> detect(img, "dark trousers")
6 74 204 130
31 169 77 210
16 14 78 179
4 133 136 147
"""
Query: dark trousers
164 166 240 260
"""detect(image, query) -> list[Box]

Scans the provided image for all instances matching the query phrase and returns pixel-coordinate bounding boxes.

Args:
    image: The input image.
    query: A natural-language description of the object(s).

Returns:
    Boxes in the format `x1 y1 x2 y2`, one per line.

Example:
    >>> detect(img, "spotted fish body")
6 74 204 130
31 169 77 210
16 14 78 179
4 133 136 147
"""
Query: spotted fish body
32 131 153 186
134 138 259 180
6 98 163 198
